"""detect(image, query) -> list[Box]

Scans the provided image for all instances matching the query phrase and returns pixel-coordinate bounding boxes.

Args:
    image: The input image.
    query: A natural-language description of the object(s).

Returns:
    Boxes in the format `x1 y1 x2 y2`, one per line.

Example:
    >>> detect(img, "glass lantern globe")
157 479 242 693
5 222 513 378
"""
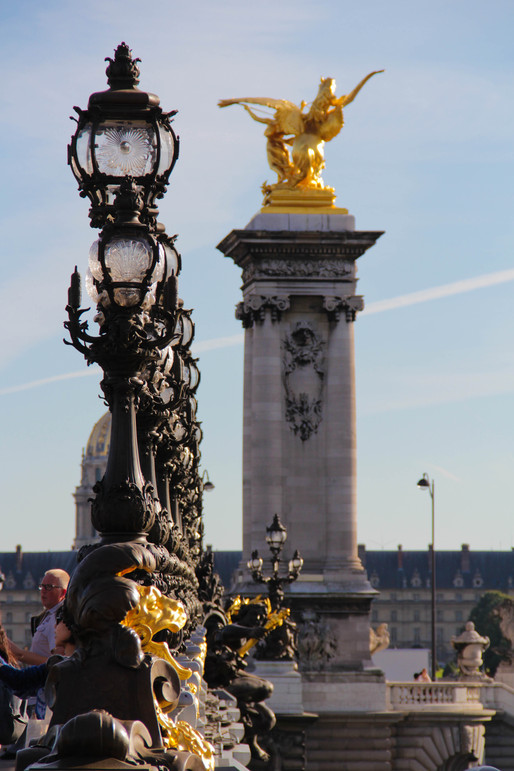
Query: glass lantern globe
289 550 304 573
88 230 163 308
247 551 263 572
68 43 179 228
266 514 288 550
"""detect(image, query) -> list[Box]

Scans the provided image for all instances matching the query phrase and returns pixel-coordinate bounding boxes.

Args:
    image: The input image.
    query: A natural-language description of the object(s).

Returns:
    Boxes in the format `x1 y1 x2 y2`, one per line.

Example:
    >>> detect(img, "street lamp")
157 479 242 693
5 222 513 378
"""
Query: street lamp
201 471 215 492
248 514 303 610
417 472 436 679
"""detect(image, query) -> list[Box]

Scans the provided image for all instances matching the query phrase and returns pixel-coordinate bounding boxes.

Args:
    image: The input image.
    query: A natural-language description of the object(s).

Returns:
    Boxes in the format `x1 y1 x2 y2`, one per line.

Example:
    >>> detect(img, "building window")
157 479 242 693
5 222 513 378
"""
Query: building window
437 610 444 622
5 612 12 624
371 610 378 622
5 629 12 639
453 572 464 588
390 593 397 602
23 573 35 589
24 629 31 644
390 627 397 643
472 571 484 588
455 593 462 602
411 570 422 588
414 628 421 644
391 610 397 622
455 610 463 622
437 627 443 642
414 610 420 622
437 593 444 601
413 593 420 602
25 612 31 623
4 574 15 590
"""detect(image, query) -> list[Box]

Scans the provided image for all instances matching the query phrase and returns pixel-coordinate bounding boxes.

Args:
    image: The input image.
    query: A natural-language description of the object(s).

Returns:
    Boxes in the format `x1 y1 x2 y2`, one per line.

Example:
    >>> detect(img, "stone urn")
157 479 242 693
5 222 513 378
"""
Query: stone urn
451 621 491 681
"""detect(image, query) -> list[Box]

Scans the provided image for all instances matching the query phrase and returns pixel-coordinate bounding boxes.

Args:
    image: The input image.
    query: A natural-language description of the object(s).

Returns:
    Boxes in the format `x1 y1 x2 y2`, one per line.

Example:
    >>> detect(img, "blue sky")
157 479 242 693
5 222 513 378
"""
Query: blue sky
0 0 513 553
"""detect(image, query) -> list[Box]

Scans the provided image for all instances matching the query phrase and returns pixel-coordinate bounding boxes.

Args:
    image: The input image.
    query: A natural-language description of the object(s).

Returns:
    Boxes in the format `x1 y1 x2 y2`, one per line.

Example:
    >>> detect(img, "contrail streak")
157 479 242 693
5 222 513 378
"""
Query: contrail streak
0 368 101 396
2 268 513 397
362 268 514 315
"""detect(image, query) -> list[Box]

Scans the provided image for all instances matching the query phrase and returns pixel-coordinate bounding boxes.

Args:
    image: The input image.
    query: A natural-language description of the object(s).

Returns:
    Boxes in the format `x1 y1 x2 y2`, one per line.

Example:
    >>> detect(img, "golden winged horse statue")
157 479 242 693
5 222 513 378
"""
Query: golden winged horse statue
219 71 383 208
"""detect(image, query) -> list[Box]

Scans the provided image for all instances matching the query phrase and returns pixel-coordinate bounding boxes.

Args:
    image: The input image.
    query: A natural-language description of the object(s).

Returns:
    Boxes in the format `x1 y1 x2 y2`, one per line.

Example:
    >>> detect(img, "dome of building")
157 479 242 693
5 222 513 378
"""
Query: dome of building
86 412 111 458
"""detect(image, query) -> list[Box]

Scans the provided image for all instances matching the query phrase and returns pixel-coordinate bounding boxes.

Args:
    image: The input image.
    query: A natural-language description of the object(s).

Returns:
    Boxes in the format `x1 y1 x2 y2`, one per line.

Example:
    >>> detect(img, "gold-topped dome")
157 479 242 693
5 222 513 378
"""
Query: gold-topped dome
86 412 111 457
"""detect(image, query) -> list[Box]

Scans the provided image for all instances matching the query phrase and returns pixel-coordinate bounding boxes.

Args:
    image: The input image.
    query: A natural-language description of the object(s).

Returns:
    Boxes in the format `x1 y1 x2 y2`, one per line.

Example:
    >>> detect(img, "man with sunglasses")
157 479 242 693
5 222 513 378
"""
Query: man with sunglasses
10 569 69 666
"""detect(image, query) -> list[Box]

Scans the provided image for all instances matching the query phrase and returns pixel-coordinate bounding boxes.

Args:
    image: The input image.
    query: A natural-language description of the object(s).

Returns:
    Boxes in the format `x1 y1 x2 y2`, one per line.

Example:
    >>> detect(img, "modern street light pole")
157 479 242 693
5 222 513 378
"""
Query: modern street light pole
417 472 436 680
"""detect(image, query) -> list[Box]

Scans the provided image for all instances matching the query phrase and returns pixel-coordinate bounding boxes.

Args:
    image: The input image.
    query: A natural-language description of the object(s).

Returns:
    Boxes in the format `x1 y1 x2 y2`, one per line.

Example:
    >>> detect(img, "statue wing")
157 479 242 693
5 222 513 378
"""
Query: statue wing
318 106 343 141
218 97 304 135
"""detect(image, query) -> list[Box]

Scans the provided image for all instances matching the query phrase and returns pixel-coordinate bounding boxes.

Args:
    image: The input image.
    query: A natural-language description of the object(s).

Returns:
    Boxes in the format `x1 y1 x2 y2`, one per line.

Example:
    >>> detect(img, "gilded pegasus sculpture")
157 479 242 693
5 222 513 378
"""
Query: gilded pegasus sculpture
219 71 383 208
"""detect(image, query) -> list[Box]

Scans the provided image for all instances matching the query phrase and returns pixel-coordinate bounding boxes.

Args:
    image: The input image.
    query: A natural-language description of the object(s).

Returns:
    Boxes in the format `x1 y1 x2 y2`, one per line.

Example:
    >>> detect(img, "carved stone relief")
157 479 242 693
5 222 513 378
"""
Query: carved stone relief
282 321 325 441
297 612 337 671
235 294 290 328
242 258 353 283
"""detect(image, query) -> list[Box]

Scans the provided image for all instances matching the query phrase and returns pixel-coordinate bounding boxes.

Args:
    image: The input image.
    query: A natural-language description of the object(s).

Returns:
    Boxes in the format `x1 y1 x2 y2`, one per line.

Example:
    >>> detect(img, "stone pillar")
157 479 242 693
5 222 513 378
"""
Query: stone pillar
218 211 384 686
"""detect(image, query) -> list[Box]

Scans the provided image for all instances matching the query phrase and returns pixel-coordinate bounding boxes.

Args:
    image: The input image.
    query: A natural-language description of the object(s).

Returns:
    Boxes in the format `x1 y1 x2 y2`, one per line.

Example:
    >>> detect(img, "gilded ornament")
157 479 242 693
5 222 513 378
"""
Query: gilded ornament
219 71 383 211
121 584 193 680
226 595 289 656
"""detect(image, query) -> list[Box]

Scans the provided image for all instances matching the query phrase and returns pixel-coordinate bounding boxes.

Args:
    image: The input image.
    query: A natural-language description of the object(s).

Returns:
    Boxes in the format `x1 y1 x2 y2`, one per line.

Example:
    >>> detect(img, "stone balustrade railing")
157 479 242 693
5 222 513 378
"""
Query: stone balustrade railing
387 682 483 711
478 681 514 715
387 679 514 719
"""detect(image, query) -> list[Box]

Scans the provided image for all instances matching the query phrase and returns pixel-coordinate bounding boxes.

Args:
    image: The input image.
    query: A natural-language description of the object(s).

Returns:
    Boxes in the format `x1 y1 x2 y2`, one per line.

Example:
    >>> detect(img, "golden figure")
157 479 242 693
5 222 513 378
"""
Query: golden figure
225 595 289 656
121 584 193 680
122 584 215 770
219 71 383 211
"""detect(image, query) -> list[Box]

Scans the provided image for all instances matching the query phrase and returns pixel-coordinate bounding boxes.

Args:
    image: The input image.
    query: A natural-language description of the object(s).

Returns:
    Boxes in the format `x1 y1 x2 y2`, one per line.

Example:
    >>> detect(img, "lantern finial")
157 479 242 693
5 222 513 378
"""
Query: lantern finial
105 43 141 90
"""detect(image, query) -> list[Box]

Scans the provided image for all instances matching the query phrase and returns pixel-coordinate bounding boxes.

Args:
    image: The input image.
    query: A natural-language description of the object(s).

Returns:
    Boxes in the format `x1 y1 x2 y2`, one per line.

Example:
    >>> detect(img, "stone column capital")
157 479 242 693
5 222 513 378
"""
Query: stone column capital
323 295 364 323
236 294 291 328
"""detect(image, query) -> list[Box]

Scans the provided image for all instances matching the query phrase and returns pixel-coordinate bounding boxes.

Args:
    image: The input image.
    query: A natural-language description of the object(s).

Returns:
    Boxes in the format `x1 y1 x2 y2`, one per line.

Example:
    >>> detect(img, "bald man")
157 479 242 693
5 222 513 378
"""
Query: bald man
11 569 69 666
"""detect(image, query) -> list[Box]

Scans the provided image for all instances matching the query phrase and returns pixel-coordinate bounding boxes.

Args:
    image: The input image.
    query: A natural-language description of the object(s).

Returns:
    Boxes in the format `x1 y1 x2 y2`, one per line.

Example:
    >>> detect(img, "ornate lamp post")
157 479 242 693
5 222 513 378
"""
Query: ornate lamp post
46 45 213 770
248 513 303 610
417 472 436 680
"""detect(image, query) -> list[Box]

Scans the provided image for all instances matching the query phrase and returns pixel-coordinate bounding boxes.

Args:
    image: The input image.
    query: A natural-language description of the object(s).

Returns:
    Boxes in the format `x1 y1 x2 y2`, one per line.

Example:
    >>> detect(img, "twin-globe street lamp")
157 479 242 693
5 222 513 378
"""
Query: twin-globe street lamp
417 472 436 680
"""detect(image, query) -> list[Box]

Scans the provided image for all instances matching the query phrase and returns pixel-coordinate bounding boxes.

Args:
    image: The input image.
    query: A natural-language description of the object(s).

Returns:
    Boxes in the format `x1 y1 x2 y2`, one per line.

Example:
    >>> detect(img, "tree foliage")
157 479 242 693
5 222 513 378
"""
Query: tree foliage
468 590 513 676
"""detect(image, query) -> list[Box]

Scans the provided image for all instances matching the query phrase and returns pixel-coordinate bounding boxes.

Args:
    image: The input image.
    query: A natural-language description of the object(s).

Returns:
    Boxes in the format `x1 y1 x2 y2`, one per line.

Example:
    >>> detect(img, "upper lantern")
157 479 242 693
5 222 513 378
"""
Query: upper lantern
68 43 179 229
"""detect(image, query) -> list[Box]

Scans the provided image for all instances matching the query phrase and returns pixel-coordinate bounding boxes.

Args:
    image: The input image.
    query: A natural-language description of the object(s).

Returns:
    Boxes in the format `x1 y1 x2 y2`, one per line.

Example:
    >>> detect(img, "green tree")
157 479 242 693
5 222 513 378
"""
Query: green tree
469 590 513 676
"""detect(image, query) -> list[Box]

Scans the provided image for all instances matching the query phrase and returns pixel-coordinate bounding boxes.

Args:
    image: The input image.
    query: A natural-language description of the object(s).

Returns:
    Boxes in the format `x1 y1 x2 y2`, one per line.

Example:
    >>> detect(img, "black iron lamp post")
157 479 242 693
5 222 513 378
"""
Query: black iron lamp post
417 472 436 680
29 44 219 771
65 44 205 618
248 513 303 610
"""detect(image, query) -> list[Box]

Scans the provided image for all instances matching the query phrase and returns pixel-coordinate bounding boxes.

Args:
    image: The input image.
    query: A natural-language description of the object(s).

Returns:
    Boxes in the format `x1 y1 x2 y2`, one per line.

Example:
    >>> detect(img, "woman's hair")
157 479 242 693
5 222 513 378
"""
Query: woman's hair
55 606 75 645
0 618 18 667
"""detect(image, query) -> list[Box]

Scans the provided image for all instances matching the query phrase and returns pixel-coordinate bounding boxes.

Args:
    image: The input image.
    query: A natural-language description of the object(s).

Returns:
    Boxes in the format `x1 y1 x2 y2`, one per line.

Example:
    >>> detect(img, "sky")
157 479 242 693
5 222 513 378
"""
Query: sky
0 0 513 554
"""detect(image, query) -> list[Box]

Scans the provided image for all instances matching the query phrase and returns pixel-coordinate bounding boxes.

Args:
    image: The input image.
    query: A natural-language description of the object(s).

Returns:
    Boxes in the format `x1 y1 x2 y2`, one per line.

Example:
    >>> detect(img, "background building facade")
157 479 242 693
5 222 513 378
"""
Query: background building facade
361 543 514 664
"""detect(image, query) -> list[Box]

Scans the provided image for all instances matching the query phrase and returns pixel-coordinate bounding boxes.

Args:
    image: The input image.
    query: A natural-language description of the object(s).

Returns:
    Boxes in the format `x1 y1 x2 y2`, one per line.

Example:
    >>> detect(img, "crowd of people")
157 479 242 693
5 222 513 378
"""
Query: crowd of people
0 568 71 756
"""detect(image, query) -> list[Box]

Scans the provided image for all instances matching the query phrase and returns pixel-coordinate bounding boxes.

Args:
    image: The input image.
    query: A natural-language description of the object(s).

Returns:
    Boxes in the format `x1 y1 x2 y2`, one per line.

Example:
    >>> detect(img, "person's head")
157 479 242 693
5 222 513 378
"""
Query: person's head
54 605 75 656
0 616 17 666
39 569 69 610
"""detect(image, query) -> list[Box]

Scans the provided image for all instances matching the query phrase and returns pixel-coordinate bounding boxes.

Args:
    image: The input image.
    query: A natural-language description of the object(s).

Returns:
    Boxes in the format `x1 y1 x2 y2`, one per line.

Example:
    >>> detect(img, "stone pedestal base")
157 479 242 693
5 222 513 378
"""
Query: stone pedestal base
250 660 304 715
302 671 386 714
